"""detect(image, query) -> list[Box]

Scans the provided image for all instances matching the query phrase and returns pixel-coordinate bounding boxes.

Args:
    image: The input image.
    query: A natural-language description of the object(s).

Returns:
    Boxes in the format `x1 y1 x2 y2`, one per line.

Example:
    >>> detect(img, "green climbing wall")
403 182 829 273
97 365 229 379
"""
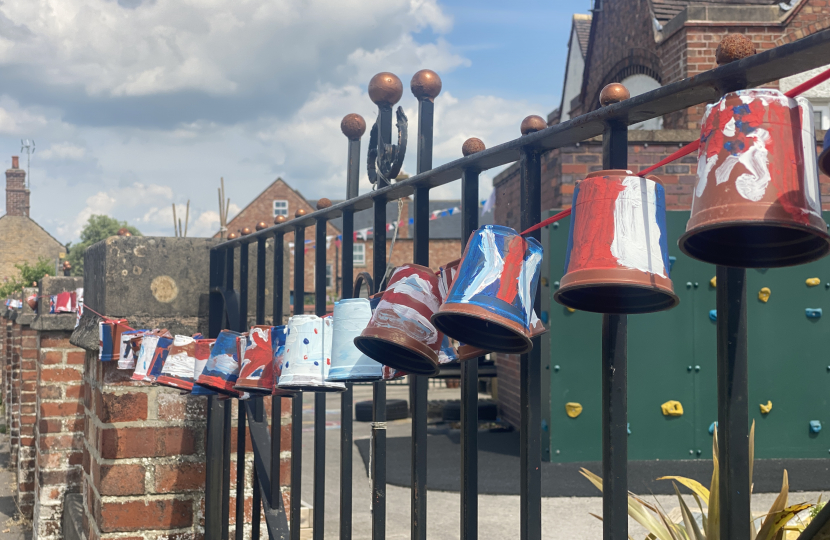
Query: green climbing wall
546 210 830 462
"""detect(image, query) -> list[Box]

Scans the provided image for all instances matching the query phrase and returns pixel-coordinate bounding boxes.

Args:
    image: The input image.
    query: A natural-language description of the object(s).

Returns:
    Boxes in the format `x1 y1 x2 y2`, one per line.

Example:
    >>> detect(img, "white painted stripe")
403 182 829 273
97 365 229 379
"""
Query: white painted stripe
460 228 504 303
610 177 666 277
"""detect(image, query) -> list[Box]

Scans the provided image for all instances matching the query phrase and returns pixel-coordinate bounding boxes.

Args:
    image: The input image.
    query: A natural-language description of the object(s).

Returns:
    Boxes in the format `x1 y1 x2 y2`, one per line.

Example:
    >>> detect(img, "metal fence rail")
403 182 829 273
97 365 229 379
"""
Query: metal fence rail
203 28 830 540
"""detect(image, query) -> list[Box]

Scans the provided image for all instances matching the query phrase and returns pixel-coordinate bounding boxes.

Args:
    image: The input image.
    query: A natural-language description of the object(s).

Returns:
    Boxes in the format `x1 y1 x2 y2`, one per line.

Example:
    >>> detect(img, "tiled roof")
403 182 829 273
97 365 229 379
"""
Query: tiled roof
650 0 780 23
573 14 592 57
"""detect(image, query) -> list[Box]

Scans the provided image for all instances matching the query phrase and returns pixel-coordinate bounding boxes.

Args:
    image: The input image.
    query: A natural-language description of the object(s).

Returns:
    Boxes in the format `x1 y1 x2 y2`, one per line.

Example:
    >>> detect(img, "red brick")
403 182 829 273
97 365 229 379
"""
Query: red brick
41 367 82 383
67 351 85 364
41 350 63 365
154 462 205 492
40 402 83 417
95 463 146 496
100 499 192 532
99 427 197 459
98 391 148 423
40 336 72 348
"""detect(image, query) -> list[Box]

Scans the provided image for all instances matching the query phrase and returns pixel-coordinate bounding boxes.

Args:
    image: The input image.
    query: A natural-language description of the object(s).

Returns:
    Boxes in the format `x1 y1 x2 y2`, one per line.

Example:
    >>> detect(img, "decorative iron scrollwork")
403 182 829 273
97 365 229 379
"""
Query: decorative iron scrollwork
367 106 408 187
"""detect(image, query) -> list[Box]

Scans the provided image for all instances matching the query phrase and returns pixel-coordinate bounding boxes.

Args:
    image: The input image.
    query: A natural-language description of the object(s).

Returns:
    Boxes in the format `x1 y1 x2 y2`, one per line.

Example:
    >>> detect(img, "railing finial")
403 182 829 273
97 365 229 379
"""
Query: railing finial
341 113 366 140
368 72 403 106
295 208 307 219
316 198 332 210
255 221 267 231
520 115 546 136
227 232 238 240
717 34 756 65
410 69 442 102
599 83 630 107
274 215 287 225
462 137 485 156
241 227 252 236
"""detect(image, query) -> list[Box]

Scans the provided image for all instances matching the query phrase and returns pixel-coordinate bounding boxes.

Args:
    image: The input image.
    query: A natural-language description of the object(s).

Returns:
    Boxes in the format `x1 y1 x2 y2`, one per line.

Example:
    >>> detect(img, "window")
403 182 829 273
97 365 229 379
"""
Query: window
273 200 288 217
353 243 366 266
326 264 333 288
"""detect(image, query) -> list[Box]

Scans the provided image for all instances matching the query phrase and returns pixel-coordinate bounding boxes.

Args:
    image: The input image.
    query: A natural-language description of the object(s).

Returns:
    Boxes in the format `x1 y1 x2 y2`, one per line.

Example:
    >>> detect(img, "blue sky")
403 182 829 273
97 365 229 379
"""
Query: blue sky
0 0 591 241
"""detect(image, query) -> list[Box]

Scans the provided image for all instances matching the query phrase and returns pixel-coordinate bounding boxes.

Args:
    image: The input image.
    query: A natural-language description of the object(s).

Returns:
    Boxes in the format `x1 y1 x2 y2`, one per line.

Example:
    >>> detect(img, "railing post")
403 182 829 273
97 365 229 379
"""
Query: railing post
236 240 250 540
223 247 236 540
717 265 750 540
205 248 227 540
272 232 285 515
371 198 387 540
339 113 365 540
411 69 440 540
252 234 267 537
313 217 328 540
519 116 544 540
601 116 629 540
459 137 485 540
291 223 305 540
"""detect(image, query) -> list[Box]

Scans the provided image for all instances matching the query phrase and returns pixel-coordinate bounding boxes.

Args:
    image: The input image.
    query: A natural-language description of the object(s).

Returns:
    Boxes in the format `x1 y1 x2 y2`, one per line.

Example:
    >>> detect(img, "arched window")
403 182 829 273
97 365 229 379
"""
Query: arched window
621 74 663 130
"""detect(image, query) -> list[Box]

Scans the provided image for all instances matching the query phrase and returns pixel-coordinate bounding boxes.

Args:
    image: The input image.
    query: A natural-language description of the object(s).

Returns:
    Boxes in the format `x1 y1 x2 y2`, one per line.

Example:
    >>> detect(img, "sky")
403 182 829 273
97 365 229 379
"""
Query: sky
0 0 591 242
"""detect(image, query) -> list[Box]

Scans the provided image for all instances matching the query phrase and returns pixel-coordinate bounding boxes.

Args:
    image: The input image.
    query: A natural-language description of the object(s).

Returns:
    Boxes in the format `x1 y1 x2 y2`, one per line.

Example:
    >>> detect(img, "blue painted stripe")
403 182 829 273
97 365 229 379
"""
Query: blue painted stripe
654 182 671 277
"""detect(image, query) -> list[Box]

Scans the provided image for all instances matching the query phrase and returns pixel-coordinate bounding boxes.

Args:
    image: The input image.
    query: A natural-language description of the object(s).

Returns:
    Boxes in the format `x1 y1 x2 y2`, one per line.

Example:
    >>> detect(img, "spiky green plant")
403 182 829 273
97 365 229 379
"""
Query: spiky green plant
581 422 812 540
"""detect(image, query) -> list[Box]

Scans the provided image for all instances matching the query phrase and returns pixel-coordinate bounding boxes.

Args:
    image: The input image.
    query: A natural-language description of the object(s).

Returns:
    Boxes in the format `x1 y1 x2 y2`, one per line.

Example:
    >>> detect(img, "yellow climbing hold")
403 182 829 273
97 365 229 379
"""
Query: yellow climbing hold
710 276 717 288
661 400 684 417
758 287 771 303
566 307 576 313
760 400 772 414
806 277 821 287
565 402 583 418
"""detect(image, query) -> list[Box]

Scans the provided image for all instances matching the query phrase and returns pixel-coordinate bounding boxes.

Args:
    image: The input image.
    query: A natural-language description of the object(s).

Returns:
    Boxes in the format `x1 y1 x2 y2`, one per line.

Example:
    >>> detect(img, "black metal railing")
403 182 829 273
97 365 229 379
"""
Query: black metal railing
203 28 830 540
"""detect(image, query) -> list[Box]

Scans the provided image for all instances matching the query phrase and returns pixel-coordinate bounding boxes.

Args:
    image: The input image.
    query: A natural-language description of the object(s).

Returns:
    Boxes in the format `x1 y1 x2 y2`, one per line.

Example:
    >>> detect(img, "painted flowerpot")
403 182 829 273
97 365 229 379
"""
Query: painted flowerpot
436 259 490 363
554 170 679 314
117 329 147 370
191 339 217 396
99 319 130 362
432 225 542 354
277 315 345 392
354 264 443 376
327 299 382 382
235 326 284 394
196 330 244 395
680 89 830 267
144 335 174 382
156 335 198 391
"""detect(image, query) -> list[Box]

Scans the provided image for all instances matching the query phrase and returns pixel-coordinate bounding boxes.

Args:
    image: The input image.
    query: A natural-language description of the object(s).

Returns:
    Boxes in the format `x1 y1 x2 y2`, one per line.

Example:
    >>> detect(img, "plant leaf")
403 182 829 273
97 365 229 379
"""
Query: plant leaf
759 503 811 540
708 428 720 540
674 482 705 540
691 492 708 532
756 471 790 540
659 476 710 506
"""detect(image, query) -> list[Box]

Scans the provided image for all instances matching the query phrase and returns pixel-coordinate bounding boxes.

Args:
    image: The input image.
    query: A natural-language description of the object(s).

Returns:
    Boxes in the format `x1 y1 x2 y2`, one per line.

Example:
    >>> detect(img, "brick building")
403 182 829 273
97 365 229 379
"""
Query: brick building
0 156 65 281
493 0 830 429
221 177 490 301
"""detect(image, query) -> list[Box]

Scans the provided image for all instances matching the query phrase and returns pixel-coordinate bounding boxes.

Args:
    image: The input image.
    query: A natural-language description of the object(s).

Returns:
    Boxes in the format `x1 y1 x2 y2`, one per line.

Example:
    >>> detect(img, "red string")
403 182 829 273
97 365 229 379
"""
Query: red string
519 65 830 236
81 303 130 328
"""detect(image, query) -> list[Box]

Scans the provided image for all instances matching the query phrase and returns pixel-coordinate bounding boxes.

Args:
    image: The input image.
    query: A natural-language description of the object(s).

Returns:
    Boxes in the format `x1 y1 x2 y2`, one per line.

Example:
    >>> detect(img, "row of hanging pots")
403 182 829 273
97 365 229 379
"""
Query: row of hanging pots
96 87 830 393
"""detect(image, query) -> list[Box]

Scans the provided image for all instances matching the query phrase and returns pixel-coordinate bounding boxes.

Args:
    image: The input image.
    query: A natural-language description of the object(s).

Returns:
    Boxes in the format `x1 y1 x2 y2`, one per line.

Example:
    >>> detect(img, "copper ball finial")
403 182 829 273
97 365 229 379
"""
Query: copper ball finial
316 198 332 210
368 72 403 106
228 232 238 240
117 227 130 236
341 114 367 140
462 138 486 156
599 83 630 107
256 221 268 231
62 261 71 270
295 208 307 218
274 215 287 224
520 115 547 136
241 227 252 236
716 34 756 65
410 69 442 101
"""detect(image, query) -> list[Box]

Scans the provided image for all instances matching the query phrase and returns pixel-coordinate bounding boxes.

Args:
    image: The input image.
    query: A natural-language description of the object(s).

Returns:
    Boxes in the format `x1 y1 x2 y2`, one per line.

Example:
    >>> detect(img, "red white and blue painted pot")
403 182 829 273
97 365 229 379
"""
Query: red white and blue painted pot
277 315 345 392
354 264 443 376
436 259 490 363
235 326 289 394
98 319 130 362
131 334 173 382
327 299 382 382
155 335 197 391
196 330 244 395
554 170 679 314
432 225 543 354
191 339 217 396
680 89 830 267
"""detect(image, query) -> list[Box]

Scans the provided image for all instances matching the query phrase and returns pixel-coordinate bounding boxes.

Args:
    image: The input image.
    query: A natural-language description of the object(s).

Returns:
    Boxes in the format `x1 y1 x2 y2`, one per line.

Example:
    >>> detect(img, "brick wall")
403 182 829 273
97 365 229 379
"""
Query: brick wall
34 329 85 539
17 322 38 519
5 156 29 217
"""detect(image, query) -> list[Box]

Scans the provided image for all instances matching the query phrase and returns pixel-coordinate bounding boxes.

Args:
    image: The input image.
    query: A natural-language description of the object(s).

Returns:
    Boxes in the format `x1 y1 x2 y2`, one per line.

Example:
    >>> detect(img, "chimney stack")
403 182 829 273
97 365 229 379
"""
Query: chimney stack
6 155 29 217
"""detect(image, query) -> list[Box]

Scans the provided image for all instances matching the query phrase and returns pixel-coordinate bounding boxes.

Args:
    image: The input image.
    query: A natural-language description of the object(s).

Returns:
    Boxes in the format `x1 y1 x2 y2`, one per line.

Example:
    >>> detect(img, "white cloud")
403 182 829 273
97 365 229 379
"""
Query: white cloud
39 142 86 160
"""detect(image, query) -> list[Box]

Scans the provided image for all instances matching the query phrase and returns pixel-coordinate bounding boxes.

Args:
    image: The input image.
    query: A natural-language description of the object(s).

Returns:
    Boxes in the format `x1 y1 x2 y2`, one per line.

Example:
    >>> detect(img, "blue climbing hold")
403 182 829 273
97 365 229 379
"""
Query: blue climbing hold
303 338 310 344
627 423 631 435
669 256 677 271
810 420 822 433
709 309 717 322
541 419 548 432
541 311 549 324
709 421 718 435
806 308 823 319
